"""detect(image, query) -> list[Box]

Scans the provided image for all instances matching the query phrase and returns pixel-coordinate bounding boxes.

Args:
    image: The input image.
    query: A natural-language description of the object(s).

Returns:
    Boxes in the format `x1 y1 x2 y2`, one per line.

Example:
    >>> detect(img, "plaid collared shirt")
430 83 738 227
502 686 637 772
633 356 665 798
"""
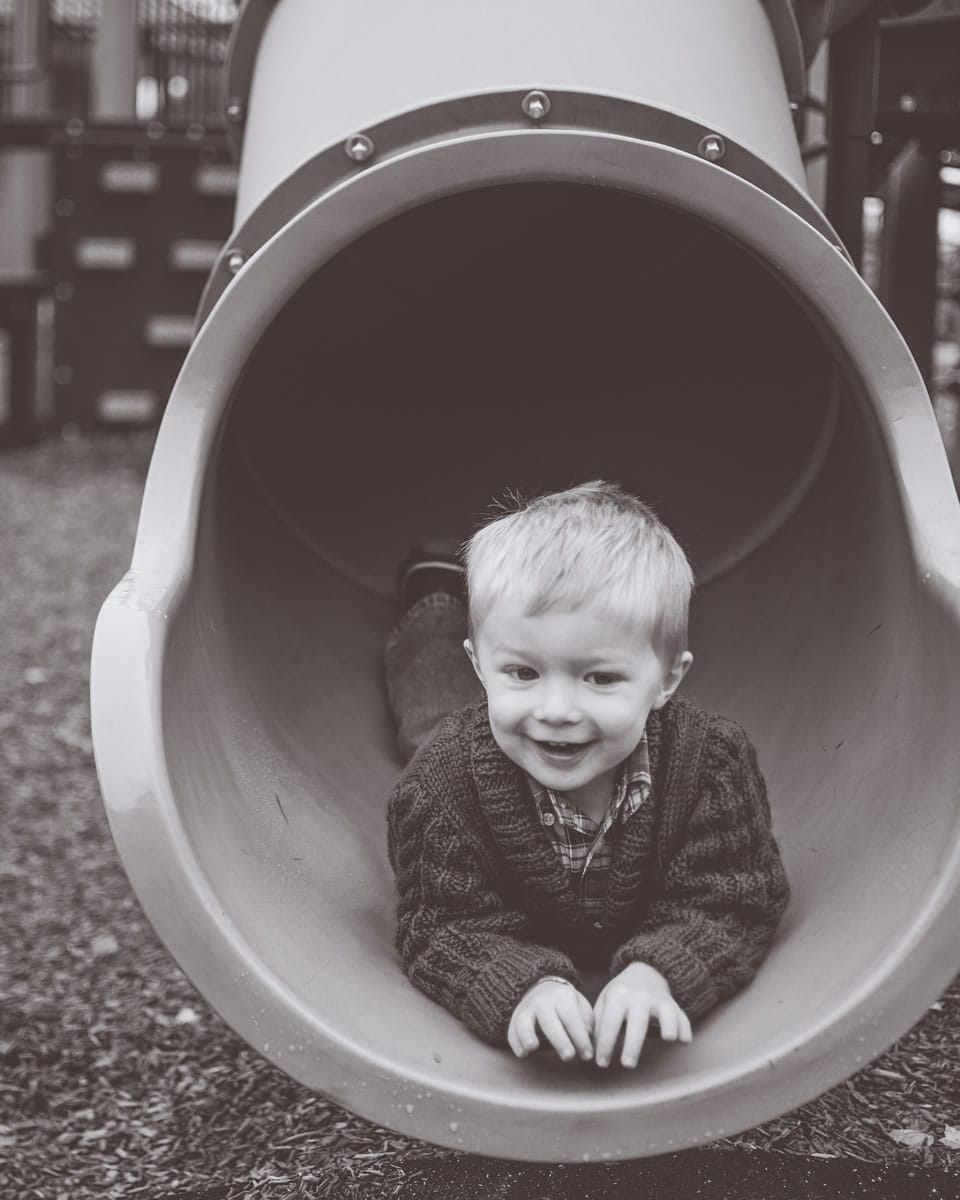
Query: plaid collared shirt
525 733 652 921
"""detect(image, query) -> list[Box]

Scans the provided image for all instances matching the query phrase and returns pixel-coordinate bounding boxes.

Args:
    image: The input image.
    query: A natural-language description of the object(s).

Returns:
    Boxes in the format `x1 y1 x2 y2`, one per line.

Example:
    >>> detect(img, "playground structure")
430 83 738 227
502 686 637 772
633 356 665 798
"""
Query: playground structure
0 0 237 435
90 0 960 1163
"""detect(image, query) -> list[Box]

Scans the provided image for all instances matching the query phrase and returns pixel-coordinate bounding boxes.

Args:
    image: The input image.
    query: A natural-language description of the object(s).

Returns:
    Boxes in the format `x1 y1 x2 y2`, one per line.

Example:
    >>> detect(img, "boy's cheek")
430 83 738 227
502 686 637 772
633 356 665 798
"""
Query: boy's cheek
485 690 522 723
486 723 521 768
485 705 526 752
486 708 517 741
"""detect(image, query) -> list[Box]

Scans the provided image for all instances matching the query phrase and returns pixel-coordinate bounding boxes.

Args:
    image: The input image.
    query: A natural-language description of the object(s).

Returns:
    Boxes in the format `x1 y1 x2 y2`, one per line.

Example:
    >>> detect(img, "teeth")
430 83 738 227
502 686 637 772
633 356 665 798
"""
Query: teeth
534 738 587 753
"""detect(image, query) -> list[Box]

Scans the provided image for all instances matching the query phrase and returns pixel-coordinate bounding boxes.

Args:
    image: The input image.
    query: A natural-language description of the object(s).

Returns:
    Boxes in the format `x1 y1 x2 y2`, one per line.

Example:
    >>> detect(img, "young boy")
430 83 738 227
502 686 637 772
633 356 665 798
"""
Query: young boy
386 482 789 1069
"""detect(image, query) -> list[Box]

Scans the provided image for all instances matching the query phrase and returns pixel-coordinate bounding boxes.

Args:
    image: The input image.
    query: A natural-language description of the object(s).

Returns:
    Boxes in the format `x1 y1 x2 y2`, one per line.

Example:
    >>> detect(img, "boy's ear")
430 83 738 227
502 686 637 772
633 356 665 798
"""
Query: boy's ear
463 638 486 686
654 650 693 709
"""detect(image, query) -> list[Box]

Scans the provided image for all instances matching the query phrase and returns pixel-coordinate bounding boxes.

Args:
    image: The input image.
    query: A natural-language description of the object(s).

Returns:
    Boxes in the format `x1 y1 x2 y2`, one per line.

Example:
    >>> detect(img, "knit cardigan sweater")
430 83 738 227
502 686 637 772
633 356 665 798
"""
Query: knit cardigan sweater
387 696 790 1046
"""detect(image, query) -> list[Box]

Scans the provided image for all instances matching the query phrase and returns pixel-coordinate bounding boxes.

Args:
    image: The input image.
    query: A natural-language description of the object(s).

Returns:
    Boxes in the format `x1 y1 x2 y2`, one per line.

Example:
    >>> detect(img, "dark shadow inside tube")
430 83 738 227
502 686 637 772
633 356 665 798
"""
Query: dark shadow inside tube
156 181 960 1141
227 184 835 593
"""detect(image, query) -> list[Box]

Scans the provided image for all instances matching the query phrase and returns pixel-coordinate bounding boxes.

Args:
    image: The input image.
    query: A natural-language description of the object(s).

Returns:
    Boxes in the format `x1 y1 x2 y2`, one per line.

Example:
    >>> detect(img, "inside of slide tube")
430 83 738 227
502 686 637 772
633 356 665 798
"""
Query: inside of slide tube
226 183 837 595
155 181 960 1142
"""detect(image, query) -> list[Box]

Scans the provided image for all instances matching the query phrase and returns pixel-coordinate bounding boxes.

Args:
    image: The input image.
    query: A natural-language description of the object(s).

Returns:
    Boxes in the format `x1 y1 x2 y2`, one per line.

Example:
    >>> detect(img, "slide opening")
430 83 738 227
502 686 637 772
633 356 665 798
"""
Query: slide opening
226 183 838 594
152 180 960 1151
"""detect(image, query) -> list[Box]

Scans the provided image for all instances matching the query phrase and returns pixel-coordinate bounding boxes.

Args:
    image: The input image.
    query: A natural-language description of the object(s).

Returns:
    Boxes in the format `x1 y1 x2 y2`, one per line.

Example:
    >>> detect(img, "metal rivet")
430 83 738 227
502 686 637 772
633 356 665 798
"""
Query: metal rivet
225 249 245 274
65 117 84 138
898 94 917 113
224 98 244 124
521 90 551 121
697 134 726 163
345 133 375 162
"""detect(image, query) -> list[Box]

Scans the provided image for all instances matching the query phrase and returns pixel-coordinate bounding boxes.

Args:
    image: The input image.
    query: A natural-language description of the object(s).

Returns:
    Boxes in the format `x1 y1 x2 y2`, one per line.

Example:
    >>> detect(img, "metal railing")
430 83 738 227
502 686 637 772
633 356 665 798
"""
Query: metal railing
137 0 237 127
0 0 238 126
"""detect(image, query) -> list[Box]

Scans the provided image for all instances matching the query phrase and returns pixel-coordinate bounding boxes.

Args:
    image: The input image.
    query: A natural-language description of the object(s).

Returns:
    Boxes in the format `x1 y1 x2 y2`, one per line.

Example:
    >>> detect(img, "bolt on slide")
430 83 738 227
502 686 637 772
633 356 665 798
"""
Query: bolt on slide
91 0 960 1161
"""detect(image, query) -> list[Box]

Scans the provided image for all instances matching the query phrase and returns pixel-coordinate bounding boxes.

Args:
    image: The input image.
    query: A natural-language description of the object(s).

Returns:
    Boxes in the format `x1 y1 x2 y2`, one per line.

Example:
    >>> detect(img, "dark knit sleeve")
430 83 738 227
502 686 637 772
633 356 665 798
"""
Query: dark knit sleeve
610 716 790 1021
387 756 579 1046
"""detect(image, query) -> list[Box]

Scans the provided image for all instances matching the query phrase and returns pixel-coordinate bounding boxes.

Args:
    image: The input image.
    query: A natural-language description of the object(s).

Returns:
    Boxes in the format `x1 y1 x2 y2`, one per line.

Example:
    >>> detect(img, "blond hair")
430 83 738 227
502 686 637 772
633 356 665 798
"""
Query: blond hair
464 481 693 662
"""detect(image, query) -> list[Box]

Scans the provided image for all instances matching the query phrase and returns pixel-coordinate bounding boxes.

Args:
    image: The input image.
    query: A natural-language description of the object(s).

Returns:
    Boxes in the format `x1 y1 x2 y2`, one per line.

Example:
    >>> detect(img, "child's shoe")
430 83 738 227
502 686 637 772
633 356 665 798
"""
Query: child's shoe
398 541 466 610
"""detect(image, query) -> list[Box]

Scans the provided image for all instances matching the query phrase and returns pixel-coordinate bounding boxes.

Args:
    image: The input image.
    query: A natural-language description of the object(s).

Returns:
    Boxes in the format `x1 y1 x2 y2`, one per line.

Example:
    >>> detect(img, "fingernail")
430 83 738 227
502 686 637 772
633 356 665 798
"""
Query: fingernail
597 1057 608 1068
623 1057 637 1068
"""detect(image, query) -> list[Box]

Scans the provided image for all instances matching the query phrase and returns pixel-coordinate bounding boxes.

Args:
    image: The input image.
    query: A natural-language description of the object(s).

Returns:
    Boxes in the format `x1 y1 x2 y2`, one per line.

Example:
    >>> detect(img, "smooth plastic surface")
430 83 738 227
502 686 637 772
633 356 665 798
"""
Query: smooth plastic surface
90 0 960 1163
91 166 960 1161
235 0 805 224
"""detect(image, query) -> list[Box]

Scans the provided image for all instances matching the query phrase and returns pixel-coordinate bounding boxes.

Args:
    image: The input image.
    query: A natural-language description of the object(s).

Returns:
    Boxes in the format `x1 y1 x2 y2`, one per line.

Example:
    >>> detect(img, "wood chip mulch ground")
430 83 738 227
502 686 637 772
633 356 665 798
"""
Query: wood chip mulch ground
1 432 958 1199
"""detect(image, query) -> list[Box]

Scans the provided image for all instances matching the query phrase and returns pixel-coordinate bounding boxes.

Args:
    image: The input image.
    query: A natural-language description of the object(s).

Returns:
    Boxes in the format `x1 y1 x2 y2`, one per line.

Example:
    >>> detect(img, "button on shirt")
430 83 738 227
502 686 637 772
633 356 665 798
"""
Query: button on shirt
525 733 652 921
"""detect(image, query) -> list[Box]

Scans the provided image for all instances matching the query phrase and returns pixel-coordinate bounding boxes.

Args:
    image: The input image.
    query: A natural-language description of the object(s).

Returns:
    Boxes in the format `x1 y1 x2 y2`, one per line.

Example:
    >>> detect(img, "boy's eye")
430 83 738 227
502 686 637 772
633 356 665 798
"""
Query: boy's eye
587 671 622 686
508 666 538 681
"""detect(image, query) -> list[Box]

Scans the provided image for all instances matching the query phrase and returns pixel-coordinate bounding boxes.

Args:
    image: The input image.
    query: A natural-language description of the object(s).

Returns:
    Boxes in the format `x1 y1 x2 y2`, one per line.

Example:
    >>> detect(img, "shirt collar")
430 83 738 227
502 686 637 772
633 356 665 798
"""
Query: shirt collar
526 728 652 825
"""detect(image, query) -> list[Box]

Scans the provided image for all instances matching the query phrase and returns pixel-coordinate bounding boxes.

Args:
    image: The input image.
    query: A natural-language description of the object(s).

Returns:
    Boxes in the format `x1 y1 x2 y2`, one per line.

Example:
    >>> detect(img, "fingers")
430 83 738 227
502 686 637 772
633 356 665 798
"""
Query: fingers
655 1000 679 1043
507 1008 540 1059
540 991 595 1062
563 994 595 1062
536 1008 578 1062
577 992 595 1036
592 993 624 1068
510 980 691 1066
509 986 595 1062
654 1002 693 1045
619 1005 651 1068
594 993 694 1067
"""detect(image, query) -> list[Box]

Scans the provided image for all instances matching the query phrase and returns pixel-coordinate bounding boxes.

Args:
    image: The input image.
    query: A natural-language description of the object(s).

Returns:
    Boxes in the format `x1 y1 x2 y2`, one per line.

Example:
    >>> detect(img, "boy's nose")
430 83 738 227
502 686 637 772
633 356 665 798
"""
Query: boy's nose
533 680 582 725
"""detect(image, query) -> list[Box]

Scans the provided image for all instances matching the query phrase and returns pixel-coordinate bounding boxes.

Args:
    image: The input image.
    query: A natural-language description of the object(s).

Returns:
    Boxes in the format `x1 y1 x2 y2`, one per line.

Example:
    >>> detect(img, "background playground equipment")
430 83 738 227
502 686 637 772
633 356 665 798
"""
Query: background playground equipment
48 124 235 427
0 1 239 436
91 0 960 1163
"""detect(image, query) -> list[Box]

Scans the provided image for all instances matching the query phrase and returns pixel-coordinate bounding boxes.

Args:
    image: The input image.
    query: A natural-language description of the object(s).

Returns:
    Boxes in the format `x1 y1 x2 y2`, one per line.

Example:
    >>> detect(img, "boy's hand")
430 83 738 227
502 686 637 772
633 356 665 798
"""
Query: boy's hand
593 962 692 1068
508 978 594 1063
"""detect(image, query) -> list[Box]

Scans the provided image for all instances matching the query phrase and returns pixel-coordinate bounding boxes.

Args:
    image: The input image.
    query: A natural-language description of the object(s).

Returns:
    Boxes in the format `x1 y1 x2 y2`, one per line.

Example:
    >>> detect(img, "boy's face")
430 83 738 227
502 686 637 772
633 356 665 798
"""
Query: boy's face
465 601 691 813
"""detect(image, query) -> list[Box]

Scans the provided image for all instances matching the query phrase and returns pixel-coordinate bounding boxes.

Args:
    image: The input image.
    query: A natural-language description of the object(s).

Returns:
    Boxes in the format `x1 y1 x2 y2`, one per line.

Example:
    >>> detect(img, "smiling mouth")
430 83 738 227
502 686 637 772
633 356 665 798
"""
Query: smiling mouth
534 740 591 758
